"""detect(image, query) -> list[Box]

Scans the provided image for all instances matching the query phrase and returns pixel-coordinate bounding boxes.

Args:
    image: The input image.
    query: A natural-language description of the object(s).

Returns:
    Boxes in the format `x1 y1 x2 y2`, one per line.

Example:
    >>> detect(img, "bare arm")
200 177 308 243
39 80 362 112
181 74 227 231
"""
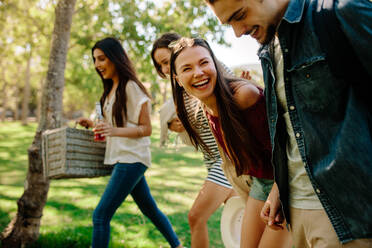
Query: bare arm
232 81 261 110
94 101 152 138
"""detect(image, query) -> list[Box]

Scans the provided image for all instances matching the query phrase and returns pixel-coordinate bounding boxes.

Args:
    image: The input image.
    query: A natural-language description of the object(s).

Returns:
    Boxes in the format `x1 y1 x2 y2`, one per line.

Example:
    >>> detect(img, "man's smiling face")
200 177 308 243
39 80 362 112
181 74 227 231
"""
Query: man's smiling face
207 0 283 45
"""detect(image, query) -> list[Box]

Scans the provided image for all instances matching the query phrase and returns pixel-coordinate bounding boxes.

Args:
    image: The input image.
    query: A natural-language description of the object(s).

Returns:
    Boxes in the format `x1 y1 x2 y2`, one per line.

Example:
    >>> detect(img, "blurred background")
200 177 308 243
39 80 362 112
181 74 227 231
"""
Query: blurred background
0 0 262 125
0 1 264 247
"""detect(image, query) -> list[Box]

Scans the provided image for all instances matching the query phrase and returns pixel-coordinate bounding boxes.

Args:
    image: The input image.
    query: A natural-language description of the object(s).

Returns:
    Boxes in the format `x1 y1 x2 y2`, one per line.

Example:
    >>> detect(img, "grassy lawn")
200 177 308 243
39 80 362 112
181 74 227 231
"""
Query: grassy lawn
0 120 224 248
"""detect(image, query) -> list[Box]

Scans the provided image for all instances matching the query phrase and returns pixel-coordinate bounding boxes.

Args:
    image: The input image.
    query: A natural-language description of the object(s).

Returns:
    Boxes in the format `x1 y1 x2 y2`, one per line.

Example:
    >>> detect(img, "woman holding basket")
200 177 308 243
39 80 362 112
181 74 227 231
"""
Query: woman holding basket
78 37 182 248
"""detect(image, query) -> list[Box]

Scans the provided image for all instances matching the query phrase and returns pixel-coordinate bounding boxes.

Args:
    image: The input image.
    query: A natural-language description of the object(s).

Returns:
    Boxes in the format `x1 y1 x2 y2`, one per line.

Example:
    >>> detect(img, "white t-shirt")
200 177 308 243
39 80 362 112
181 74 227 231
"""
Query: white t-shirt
273 37 321 209
103 80 151 167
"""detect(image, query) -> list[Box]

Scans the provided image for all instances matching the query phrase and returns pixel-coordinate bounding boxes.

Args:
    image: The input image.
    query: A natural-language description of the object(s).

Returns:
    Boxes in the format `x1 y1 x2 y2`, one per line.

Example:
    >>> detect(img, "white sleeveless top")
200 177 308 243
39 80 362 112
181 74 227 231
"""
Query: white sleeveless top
103 80 151 167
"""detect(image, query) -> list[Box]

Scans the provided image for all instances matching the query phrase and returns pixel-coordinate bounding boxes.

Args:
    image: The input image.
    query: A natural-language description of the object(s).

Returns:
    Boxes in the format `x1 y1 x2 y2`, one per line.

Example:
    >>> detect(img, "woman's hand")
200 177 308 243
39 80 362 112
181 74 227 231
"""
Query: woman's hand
240 70 252 80
260 182 284 230
76 117 94 129
93 122 115 137
168 117 185 133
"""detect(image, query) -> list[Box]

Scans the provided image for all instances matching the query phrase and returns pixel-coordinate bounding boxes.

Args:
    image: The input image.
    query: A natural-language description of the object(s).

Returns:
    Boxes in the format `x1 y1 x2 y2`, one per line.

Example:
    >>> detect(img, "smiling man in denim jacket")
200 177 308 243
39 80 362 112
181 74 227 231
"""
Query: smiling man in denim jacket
205 0 372 247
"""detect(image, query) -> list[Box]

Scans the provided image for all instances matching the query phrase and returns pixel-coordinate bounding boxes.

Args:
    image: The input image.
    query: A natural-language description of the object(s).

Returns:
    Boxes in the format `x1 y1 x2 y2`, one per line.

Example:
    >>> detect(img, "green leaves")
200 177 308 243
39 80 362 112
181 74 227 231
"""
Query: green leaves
2 0 228 118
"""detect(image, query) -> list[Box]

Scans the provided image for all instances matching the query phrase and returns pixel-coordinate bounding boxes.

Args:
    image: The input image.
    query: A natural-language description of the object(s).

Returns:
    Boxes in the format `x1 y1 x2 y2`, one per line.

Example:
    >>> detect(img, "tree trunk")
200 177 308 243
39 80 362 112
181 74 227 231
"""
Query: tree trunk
0 0 76 247
36 78 45 123
0 84 7 121
0 67 8 122
21 54 32 126
13 87 19 121
0 86 7 121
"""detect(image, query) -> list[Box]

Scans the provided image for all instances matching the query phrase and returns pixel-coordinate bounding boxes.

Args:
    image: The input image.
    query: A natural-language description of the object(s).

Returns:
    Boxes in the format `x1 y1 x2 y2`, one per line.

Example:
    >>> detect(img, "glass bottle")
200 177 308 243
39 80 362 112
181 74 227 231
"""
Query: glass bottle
94 102 106 142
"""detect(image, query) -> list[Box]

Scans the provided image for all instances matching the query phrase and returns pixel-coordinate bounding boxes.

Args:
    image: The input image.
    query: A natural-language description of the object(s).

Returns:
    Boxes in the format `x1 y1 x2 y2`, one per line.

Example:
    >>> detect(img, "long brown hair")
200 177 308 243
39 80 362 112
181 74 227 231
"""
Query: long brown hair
151 32 181 78
92 37 150 127
170 38 262 176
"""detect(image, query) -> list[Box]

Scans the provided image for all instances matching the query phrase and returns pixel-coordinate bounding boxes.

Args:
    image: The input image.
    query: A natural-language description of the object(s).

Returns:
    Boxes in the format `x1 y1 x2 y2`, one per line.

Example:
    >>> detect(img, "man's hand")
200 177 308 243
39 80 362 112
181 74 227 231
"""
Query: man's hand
260 182 285 230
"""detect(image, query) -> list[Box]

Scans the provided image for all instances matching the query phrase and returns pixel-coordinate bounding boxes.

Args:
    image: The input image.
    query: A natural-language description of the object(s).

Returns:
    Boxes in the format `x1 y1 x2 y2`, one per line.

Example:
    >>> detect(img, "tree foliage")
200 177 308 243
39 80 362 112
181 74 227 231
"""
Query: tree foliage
1 0 227 119
0 0 54 120
66 0 227 116
1 0 76 246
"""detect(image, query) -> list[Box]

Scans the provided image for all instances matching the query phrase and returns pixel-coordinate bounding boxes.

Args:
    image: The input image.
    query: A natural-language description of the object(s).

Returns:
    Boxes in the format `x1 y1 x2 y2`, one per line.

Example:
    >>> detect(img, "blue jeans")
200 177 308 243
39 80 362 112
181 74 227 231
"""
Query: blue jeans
249 177 274 202
92 162 180 248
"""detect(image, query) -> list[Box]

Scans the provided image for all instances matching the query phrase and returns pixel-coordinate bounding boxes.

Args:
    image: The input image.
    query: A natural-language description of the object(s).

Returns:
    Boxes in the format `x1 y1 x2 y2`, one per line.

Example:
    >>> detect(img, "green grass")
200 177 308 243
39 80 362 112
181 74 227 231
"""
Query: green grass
0 120 224 248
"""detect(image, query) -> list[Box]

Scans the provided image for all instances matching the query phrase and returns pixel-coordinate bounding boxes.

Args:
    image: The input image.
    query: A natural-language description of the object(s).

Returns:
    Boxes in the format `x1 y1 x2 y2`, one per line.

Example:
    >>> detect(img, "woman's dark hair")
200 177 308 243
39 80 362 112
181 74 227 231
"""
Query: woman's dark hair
92 37 150 127
170 37 262 176
151 32 181 78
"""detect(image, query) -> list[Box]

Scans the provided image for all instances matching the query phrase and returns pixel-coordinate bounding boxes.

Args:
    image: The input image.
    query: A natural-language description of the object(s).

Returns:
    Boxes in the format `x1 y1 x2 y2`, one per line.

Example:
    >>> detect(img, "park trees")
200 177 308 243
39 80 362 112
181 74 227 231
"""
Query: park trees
64 0 227 114
0 0 53 123
0 0 77 246
0 0 227 122
0 0 227 246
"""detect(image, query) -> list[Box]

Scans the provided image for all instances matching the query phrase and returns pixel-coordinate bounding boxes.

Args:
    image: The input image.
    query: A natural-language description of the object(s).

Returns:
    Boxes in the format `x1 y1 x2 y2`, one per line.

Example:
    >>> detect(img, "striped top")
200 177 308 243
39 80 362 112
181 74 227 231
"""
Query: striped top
184 93 232 188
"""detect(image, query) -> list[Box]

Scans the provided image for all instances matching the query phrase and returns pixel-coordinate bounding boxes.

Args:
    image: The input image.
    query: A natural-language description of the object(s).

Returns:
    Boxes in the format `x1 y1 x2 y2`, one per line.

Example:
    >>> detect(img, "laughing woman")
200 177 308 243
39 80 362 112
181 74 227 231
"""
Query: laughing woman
78 37 182 248
151 33 237 248
169 37 291 248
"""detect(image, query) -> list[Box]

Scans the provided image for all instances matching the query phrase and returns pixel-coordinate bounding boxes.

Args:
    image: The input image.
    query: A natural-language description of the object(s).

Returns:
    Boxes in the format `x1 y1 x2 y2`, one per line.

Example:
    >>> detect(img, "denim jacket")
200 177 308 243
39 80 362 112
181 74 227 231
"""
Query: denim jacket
258 0 372 243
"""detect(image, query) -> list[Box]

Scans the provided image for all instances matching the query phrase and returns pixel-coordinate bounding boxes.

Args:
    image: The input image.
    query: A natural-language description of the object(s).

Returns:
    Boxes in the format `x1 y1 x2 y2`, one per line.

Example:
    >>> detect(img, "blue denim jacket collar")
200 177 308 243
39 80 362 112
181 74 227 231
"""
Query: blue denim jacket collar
258 0 306 57
283 0 306 23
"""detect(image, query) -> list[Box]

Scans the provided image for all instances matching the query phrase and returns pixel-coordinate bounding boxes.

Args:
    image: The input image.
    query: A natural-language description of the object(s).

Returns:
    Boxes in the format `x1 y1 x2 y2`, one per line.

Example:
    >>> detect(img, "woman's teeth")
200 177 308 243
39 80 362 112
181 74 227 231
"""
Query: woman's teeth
251 26 259 38
193 79 209 88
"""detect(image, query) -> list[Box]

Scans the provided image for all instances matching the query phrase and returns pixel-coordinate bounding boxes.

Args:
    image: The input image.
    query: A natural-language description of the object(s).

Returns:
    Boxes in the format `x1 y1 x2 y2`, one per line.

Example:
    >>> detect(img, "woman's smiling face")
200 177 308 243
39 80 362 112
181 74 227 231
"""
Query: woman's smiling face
93 48 118 80
154 47 172 78
174 46 217 102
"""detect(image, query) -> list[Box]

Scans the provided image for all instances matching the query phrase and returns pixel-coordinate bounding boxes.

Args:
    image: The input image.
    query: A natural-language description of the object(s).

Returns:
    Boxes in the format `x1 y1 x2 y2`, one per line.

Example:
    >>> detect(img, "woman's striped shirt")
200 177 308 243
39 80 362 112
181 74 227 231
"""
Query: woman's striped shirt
184 93 232 188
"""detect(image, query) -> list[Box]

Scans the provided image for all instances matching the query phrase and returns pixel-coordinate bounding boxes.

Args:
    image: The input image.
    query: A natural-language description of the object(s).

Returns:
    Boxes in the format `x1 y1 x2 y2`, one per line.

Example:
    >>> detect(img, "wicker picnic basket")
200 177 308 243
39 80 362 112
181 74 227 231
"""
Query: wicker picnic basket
42 127 113 179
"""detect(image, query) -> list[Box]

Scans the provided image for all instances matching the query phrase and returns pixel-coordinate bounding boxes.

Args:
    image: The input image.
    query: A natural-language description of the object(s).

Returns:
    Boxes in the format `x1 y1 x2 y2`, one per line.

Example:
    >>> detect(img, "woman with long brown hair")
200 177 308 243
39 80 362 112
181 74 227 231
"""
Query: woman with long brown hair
170 37 291 248
152 33 237 248
78 37 182 248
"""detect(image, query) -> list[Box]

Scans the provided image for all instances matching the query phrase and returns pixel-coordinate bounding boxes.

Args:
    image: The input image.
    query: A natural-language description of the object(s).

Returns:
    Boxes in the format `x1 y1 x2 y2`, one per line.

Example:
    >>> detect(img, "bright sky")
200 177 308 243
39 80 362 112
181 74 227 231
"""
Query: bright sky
151 0 260 68
209 28 260 68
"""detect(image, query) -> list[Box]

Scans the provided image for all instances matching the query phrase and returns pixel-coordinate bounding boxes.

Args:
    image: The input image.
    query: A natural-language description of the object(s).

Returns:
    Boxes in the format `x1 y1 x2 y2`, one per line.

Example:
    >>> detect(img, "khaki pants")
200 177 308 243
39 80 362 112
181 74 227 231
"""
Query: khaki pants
289 207 372 248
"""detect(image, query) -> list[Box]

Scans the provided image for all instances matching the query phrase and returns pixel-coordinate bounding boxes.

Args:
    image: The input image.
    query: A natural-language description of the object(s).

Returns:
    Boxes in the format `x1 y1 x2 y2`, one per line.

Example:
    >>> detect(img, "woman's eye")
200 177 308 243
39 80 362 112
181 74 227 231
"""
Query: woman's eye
182 68 190 72
235 12 246 21
201 61 208 65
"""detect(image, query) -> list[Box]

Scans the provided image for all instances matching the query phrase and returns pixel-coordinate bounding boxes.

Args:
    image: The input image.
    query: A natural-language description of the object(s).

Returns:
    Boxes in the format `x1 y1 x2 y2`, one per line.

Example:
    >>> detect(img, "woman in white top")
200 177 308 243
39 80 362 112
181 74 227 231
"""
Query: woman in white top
78 37 182 248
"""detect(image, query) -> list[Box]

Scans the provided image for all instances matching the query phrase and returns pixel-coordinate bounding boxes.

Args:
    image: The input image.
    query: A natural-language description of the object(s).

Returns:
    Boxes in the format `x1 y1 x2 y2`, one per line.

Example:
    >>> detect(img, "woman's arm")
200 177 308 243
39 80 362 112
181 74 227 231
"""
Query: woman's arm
232 81 261 110
94 101 152 138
